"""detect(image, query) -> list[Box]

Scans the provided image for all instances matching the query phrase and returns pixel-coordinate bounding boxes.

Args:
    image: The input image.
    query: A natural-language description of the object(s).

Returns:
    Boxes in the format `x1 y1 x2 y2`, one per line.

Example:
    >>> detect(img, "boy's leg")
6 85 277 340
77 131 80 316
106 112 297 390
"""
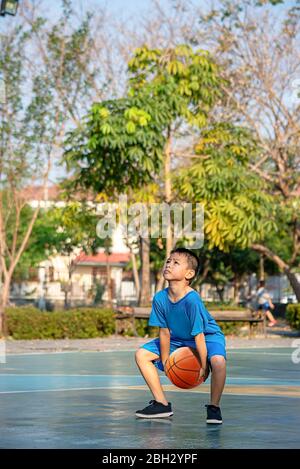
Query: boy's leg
210 354 226 407
266 310 276 324
135 347 168 405
205 354 226 424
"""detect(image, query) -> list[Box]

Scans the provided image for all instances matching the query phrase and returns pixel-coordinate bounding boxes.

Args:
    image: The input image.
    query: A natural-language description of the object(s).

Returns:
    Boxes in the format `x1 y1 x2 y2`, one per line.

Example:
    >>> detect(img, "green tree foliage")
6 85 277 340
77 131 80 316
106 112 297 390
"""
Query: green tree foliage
64 44 224 196
176 123 276 251
197 0 300 299
42 202 104 257
127 44 223 128
64 97 166 195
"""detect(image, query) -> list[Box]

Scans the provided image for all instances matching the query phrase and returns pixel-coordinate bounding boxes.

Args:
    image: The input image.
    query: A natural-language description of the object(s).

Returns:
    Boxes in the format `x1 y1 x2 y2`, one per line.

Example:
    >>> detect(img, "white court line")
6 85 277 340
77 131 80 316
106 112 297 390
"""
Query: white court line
0 386 136 395
0 373 298 381
228 351 292 356
0 386 298 399
5 351 80 357
5 349 138 357
0 373 146 377
4 346 295 356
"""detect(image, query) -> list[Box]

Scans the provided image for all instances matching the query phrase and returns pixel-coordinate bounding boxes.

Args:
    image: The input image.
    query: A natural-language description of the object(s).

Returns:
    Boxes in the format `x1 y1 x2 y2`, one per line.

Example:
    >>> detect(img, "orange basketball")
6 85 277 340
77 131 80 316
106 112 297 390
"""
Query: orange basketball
165 346 204 389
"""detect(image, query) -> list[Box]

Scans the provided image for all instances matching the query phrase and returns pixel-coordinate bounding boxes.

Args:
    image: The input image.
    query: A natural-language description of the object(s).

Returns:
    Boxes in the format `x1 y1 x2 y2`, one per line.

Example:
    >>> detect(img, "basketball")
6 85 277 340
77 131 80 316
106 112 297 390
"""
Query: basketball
165 346 204 389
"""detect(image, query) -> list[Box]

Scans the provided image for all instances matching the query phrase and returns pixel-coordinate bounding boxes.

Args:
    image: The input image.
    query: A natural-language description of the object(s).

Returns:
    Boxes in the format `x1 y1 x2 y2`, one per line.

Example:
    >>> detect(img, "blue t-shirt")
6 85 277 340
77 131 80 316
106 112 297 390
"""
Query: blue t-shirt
148 288 224 342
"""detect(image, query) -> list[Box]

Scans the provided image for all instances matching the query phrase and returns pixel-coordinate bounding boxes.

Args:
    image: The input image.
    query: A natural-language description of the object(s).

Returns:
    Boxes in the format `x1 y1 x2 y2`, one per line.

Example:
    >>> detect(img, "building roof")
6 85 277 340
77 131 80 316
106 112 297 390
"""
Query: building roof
21 184 62 201
75 252 131 266
21 184 96 202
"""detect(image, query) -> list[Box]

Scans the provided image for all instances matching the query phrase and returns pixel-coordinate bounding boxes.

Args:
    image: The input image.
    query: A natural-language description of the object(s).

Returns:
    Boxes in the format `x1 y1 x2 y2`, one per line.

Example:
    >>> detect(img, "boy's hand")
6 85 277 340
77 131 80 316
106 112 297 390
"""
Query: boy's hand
200 367 210 382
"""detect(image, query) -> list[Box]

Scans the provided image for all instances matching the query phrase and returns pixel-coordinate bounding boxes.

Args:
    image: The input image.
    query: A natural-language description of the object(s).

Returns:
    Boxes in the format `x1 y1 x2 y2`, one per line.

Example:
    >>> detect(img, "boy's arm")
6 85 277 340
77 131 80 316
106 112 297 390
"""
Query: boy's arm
159 327 171 371
194 333 208 379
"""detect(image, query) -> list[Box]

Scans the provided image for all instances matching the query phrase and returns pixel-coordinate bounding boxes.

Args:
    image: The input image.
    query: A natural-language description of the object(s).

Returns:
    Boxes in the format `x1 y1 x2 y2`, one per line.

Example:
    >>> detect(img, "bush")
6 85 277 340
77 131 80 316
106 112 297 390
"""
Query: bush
217 321 244 335
286 304 300 331
133 319 159 338
6 306 115 339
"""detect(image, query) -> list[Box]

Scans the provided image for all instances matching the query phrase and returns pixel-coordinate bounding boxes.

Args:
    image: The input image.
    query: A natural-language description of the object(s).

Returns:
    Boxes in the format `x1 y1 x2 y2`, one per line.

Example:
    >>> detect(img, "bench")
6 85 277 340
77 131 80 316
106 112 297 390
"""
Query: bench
114 306 266 339
209 310 266 338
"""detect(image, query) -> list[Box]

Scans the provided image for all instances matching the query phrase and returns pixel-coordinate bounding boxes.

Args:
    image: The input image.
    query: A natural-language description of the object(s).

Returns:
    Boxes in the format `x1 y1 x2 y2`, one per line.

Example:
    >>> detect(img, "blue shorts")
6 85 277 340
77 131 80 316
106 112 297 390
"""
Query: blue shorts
140 335 226 372
258 302 270 312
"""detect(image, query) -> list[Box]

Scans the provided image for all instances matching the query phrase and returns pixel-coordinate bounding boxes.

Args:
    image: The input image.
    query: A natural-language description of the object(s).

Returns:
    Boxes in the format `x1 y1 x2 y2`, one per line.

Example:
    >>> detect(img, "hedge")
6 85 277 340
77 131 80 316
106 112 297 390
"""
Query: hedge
4 302 249 340
5 306 115 339
286 304 300 331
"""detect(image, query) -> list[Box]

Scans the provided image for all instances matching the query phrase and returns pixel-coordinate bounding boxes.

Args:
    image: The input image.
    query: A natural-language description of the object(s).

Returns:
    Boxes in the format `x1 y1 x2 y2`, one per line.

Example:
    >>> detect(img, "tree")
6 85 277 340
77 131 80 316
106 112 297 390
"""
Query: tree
64 44 224 300
175 122 277 299
194 243 261 303
196 0 300 299
64 91 168 306
0 25 51 335
6 205 59 283
127 183 161 306
177 123 276 248
128 44 224 290
0 1 113 334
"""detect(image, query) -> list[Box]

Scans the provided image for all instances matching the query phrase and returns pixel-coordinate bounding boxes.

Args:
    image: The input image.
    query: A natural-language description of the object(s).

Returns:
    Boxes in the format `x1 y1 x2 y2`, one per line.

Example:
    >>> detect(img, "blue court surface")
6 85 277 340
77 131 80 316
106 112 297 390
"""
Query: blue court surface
0 347 299 448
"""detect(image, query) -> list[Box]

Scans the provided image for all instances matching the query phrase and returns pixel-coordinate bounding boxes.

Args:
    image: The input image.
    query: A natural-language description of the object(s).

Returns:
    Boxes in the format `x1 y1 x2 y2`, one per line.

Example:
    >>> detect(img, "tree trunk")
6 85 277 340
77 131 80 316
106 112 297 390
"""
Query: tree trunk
131 250 140 301
0 275 12 336
285 270 300 302
216 285 224 302
233 277 240 304
165 129 173 259
106 257 112 307
197 258 210 285
259 253 265 280
64 288 69 310
156 129 172 294
139 236 151 306
252 243 300 302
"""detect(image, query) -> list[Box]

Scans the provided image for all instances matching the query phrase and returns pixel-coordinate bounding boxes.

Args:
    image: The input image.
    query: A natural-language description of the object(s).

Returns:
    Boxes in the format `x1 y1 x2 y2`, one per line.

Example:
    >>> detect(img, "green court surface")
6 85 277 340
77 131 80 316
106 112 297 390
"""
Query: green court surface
0 347 299 448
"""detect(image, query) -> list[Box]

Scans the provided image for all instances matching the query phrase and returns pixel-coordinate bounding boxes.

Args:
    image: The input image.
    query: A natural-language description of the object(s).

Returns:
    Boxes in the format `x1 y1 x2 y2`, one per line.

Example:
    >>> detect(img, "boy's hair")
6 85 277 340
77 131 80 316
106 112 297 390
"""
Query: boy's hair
170 247 200 285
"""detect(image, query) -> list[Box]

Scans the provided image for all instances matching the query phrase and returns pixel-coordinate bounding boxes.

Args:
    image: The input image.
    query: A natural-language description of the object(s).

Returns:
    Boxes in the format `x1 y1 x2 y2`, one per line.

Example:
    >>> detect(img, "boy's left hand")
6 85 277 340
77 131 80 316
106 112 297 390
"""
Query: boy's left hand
200 367 210 382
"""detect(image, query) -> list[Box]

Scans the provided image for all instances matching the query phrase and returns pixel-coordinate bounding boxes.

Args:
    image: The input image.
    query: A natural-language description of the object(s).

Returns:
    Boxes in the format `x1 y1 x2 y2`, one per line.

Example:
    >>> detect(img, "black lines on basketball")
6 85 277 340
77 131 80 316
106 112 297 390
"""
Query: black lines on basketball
168 366 196 388
165 346 203 389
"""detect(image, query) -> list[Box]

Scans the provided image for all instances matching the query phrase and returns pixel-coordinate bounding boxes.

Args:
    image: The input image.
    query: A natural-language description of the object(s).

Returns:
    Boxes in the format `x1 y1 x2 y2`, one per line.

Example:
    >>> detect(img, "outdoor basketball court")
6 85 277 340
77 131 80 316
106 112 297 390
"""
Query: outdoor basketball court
0 347 299 449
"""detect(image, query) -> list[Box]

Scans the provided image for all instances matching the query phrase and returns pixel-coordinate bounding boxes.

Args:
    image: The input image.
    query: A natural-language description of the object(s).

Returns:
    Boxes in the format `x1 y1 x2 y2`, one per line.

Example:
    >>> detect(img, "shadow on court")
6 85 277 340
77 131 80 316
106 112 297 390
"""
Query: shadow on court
0 348 299 448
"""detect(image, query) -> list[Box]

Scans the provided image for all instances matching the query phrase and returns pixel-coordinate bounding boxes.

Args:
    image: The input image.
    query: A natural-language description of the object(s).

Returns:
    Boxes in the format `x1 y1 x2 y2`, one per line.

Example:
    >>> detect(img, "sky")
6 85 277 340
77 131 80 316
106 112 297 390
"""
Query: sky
47 0 297 22
0 0 298 183
37 0 181 22
37 0 203 28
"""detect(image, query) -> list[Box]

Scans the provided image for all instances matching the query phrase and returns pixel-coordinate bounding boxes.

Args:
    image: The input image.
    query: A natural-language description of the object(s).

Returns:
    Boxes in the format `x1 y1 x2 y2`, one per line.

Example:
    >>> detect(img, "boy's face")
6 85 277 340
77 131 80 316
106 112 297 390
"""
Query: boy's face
163 253 195 283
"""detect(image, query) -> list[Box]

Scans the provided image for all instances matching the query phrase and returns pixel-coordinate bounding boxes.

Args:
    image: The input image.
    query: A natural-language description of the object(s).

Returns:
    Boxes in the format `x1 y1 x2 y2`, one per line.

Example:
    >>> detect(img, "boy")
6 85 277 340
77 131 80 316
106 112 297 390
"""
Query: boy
135 247 226 424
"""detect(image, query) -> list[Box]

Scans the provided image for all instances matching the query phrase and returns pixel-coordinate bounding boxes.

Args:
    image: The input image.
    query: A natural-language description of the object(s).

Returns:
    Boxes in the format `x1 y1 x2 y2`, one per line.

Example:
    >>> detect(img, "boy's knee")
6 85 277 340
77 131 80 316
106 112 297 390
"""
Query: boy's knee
135 348 149 363
210 355 226 371
135 347 159 364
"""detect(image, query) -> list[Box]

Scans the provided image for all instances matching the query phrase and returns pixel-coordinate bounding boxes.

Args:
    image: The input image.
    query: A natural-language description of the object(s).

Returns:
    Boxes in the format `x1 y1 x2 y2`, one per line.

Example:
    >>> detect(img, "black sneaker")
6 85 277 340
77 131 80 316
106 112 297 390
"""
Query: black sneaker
136 400 173 419
205 404 222 424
